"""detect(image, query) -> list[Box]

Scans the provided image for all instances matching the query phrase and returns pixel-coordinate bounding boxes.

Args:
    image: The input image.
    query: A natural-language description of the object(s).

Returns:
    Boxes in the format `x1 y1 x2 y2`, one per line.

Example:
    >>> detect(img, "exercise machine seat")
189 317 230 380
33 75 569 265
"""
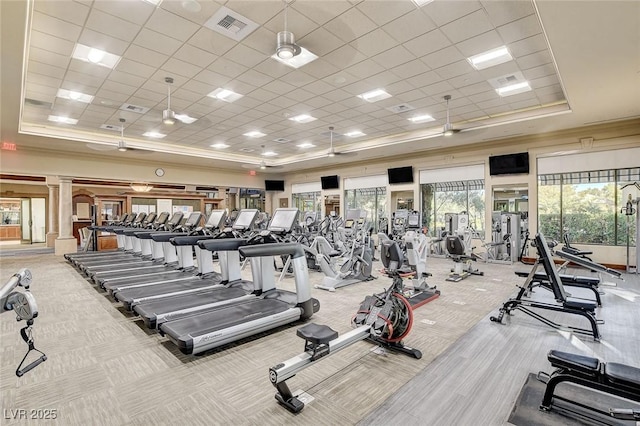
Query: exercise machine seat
296 323 338 345
606 363 640 388
446 236 469 259
548 350 600 374
563 297 597 311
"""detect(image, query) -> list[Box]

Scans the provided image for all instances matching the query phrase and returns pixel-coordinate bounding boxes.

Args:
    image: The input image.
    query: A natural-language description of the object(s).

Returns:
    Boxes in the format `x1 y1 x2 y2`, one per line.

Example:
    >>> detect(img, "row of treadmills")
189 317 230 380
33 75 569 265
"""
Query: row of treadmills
65 207 320 355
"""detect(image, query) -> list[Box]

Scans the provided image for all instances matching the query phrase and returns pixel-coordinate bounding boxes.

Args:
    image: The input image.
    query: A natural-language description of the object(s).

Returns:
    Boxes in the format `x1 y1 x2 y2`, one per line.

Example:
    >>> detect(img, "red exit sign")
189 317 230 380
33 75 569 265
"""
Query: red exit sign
2 142 17 151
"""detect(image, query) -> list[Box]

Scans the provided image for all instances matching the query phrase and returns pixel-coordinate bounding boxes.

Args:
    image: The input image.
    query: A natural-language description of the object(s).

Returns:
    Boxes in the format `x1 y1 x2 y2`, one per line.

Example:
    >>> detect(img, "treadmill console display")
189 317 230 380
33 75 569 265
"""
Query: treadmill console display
268 208 299 233
184 212 202 227
205 210 227 229
233 209 258 230
344 219 355 229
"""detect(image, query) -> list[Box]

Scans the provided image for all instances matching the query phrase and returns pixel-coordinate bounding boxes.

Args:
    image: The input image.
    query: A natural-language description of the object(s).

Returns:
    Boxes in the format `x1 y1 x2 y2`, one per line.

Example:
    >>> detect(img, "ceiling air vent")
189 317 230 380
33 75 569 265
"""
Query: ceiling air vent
487 71 526 90
24 98 52 109
273 137 290 143
239 147 255 152
100 124 121 131
386 104 415 114
204 6 259 42
119 103 150 114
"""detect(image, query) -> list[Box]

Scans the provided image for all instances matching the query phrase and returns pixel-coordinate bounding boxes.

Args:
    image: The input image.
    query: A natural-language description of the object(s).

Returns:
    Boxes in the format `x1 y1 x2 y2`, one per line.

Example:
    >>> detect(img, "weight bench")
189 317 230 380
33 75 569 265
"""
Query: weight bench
514 270 602 306
491 233 603 340
539 350 640 420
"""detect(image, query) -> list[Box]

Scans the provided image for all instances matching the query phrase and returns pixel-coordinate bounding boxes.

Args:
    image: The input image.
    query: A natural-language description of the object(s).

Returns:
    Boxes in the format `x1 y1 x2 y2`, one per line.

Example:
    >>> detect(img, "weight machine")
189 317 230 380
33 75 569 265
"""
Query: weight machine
619 187 638 274
444 213 483 281
1 269 47 377
484 212 521 264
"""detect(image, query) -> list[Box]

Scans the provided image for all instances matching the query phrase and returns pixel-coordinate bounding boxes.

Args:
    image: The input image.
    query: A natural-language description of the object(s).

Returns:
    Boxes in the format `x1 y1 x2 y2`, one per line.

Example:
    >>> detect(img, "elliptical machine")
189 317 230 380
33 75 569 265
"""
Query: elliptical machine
269 240 422 413
1 269 47 377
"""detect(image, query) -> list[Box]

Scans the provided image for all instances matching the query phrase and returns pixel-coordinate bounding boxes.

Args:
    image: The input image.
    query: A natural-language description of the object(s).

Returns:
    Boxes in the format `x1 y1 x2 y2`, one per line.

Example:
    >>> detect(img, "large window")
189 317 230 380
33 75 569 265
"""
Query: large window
292 191 321 216
344 187 386 233
420 180 485 235
538 167 639 246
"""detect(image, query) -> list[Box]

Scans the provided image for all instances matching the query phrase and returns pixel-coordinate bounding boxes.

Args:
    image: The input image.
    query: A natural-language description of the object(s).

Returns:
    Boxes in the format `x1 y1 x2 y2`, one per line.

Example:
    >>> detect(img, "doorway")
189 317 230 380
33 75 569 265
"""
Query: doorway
19 197 46 244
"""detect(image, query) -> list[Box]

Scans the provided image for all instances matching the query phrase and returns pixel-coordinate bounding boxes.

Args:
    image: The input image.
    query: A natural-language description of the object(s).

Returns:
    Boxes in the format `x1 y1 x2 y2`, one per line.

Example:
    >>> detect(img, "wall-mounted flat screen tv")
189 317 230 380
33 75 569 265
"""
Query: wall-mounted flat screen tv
264 180 285 191
387 166 414 184
489 152 530 176
321 175 340 190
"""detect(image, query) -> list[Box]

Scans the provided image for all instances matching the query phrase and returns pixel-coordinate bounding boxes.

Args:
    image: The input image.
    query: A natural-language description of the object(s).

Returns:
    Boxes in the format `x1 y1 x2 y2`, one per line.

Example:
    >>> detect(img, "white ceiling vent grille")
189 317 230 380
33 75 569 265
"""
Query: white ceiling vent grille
273 137 290 143
386 104 415 114
100 124 121 131
204 6 258 42
119 103 150 114
239 147 255 152
24 98 52 109
487 71 526 90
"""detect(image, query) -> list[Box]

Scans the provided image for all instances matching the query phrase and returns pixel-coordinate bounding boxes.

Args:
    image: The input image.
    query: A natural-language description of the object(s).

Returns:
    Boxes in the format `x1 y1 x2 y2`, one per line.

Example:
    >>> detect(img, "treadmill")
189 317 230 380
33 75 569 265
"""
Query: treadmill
82 212 197 277
110 209 261 309
133 208 297 328
94 210 226 287
160 240 319 355
64 213 137 262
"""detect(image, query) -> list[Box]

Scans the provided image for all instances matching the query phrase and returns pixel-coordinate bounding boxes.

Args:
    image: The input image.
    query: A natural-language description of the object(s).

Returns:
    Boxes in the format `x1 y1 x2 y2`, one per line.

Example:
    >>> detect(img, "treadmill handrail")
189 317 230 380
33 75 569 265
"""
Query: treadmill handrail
240 242 304 259
198 238 247 251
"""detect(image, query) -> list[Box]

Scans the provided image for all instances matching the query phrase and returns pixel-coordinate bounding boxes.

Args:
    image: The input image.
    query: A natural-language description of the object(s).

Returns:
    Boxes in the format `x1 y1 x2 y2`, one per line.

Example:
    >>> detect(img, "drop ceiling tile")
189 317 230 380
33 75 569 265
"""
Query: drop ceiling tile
324 7 378 43
252 59 292 80
140 79 169 96
25 82 57 97
26 72 61 90
458 81 494 96
469 90 500 103
455 30 506 57
409 96 440 109
30 30 75 56
241 27 278 56
404 29 451 57
254 102 282 115
159 0 222 26
434 59 475 80
516 50 553 70
101 80 138 96
224 80 258 96
300 59 341 80
477 61 521 80
363 70 403 88
448 71 486 90
292 1 353 26
263 6 317 40
235 69 273 87
32 11 82 42
497 15 543 44
304 96 334 109
440 10 494 44
353 103 379 114
92 0 154 25
133 89 166 103
225 1 283 26
28 46 71 69
116 58 157 79
187 28 235 56
522 63 556 81
208 57 249 79
85 8 141 42
34 0 90 25
406 70 440 88
537 92 565 104
94 89 130 103
173 44 218 68
78 28 131 56
146 7 200 42
391 59 431 80
509 98 540 110
282 70 317 88
422 81 456 97
134 28 183 56
344 59 386 79
224 44 267 69
321 102 351 114
108 70 146 88
260 79 297 96
323 44 368 69
356 0 414 26
350 28 397 57
246 87 279 103
509 34 548 58
341 79 377 96
193 69 232 87
285 88 317 103
299 27 345 56
370 46 415 69
423 0 482 27
172 88 205 103
122 45 169 68
28 61 66 80
481 0 535 27
161 58 202 79
533 84 562 98
530 74 560 89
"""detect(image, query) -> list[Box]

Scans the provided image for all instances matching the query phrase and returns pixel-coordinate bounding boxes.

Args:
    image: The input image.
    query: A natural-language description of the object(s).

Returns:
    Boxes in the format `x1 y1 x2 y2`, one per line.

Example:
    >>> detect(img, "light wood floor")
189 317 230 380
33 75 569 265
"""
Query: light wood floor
1 251 637 425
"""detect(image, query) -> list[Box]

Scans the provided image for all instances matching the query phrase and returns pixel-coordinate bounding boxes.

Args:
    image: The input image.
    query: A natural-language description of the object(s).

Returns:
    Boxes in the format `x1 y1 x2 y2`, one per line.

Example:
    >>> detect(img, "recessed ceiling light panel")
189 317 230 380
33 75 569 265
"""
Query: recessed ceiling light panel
143 131 166 138
174 114 197 124
48 115 77 125
271 47 318 69
56 89 94 103
357 89 391 103
262 151 277 157
297 142 315 148
210 142 229 149
243 131 266 138
289 114 317 123
408 114 435 123
411 0 434 7
208 88 243 103
468 46 513 70
496 81 532 97
72 44 121 69
344 130 366 137
141 0 162 5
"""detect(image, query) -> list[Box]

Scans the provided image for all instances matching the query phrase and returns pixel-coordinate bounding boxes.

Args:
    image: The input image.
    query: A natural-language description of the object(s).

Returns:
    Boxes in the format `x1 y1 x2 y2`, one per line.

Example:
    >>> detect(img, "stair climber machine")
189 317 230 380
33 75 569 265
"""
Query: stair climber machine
444 212 484 282
81 211 196 278
132 209 294 328
1 269 47 377
400 232 440 308
314 212 376 292
158 232 320 354
108 209 260 309
268 239 422 413
95 210 228 290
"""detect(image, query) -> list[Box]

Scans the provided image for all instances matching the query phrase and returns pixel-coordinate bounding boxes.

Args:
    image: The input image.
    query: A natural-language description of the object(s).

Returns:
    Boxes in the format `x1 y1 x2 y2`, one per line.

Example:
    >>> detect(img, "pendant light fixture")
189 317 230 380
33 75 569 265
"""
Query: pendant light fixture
443 95 459 136
118 118 127 151
276 1 301 59
162 76 176 125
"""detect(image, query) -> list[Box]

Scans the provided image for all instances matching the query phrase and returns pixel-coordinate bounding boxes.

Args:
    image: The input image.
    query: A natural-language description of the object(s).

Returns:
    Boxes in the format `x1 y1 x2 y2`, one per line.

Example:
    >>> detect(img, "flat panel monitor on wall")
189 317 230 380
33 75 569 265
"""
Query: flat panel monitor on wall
321 175 340 190
265 180 285 191
489 152 530 176
388 166 414 184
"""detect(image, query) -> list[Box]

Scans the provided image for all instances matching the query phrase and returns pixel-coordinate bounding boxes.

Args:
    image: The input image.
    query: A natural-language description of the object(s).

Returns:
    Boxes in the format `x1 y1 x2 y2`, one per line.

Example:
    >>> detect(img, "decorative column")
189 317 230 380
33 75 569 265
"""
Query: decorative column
54 176 77 255
45 181 59 247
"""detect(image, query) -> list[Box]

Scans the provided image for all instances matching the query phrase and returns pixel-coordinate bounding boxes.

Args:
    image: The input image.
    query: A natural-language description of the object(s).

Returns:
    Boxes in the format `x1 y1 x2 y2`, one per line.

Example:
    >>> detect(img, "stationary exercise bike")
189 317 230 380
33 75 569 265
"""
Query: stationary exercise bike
1 269 47 377
269 240 421 413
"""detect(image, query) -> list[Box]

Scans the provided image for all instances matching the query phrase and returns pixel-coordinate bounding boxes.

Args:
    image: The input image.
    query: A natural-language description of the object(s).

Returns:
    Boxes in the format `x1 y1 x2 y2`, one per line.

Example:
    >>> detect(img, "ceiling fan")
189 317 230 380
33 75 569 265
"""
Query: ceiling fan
442 94 460 136
162 77 197 125
326 126 357 157
241 145 283 170
115 118 151 153
275 0 301 60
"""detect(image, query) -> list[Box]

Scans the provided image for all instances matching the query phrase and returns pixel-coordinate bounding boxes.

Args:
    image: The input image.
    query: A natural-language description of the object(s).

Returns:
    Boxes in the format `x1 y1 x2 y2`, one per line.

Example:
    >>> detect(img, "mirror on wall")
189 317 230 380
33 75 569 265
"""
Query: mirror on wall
491 184 530 260
391 190 414 211
324 194 340 216
493 185 529 214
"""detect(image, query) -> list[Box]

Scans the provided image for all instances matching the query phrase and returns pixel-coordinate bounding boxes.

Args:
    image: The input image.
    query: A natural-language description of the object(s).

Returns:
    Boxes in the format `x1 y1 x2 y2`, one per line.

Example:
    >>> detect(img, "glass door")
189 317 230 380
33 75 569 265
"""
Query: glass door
31 198 46 243
20 198 32 243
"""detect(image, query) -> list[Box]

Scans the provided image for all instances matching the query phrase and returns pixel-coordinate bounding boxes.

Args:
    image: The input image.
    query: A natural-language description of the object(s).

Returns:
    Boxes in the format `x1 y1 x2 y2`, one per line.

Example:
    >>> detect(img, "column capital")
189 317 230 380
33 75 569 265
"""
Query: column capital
57 176 74 183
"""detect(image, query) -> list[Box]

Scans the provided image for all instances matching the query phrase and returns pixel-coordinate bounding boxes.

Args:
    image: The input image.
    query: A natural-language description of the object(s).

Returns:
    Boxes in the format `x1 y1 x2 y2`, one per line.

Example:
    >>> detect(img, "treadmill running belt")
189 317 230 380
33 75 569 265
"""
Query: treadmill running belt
115 277 222 308
101 270 192 289
160 298 289 340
